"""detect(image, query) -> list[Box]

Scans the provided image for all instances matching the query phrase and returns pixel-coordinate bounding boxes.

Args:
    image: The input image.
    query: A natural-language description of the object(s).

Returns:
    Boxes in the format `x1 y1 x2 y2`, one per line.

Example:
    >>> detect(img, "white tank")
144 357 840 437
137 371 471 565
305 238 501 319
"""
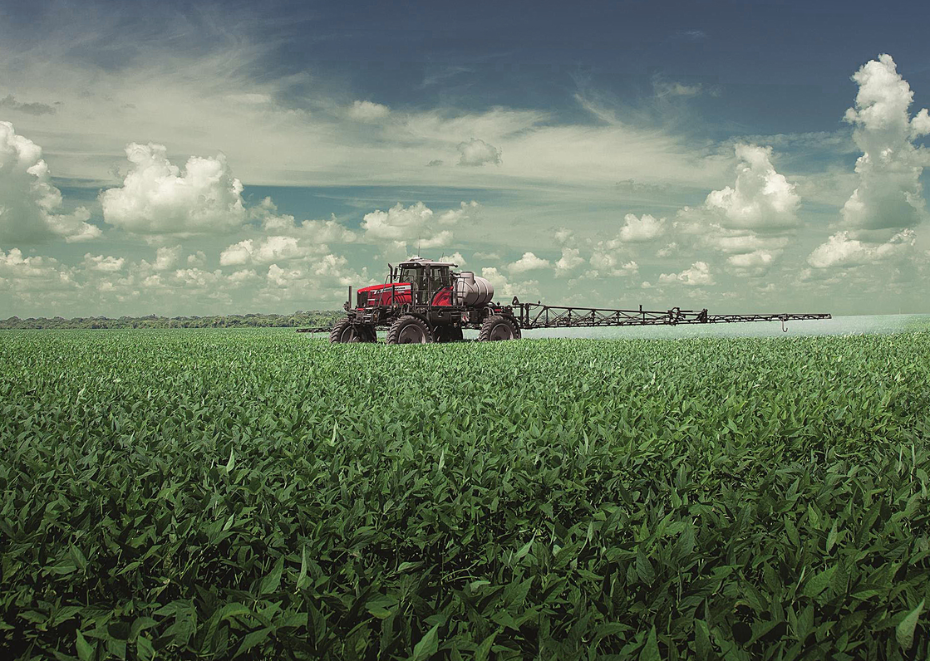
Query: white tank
454 271 494 307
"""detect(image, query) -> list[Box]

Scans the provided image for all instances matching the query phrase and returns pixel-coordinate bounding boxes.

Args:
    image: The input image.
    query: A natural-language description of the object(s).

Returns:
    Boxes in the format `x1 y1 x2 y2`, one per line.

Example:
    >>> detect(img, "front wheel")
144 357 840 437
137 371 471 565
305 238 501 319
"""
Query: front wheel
386 315 433 345
329 319 376 343
478 315 521 341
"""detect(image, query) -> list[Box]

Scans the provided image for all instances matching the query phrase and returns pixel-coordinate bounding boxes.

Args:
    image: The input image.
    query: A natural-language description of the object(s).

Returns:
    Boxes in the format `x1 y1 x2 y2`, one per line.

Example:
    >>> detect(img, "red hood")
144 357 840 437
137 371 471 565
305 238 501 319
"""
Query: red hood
357 282 411 293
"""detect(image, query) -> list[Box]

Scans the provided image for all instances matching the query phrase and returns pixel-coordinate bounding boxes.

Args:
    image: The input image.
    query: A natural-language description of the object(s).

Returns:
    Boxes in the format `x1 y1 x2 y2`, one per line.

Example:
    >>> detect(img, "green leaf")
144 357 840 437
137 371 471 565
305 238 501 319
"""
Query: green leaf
136 635 156 661
640 626 661 661
260 557 284 595
411 623 440 661
802 565 836 599
235 627 272 657
515 537 534 560
76 630 94 661
296 547 310 590
694 619 712 660
896 599 924 650
225 446 236 473
826 522 838 553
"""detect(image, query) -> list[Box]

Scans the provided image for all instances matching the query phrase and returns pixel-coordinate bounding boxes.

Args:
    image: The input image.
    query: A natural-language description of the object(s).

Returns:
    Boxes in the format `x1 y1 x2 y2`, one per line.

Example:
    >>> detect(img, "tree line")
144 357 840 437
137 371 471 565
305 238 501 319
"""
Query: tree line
0 311 343 330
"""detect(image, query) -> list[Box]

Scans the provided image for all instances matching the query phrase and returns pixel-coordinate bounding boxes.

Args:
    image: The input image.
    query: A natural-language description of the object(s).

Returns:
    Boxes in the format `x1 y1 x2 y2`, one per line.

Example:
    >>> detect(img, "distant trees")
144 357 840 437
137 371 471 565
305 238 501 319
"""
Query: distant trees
0 311 343 330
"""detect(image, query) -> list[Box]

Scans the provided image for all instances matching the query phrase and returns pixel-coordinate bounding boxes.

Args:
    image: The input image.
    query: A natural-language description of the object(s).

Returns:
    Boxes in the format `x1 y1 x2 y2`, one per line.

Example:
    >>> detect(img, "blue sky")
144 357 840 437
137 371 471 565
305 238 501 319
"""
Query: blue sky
1 0 928 316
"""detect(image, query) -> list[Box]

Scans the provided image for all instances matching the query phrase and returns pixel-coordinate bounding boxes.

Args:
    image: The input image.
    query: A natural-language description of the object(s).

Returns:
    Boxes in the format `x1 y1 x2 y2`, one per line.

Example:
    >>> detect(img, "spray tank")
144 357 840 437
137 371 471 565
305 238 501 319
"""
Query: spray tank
454 271 494 306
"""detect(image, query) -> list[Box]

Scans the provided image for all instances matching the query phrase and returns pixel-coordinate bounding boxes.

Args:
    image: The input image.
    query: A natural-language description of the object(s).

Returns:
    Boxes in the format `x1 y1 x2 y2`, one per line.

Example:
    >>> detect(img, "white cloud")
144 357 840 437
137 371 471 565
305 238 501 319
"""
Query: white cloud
446 251 466 265
419 231 453 249
362 202 434 241
83 254 125 272
228 268 258 284
100 143 246 236
219 240 254 267
554 228 574 245
807 54 929 271
839 54 929 232
807 229 916 269
481 266 538 300
508 251 550 273
726 250 773 269
659 261 714 286
617 213 666 242
254 198 356 244
656 242 678 258
554 247 584 277
457 138 502 166
347 100 390 122
588 249 639 278
0 248 72 288
704 144 800 230
220 235 308 266
0 121 99 243
153 245 181 271
187 251 206 267
361 201 469 252
438 200 479 225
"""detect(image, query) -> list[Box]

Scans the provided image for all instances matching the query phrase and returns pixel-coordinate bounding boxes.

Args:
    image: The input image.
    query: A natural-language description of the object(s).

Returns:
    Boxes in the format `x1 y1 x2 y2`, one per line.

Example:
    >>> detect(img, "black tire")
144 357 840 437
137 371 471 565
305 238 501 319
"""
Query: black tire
478 315 521 341
386 315 433 345
433 325 464 343
329 318 372 344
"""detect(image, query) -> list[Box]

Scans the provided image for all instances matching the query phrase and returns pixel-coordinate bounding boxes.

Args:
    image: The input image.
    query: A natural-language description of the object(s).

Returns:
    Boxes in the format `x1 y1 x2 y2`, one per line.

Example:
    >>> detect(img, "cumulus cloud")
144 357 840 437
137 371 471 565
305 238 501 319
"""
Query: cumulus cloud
838 54 929 233
220 236 308 266
438 200 479 225
253 197 356 244
658 261 713 286
83 254 125 272
588 249 639 278
617 213 666 242
808 55 929 270
362 201 472 252
554 228 574 245
153 245 181 271
100 143 246 236
508 251 550 273
666 143 800 273
808 229 915 269
481 266 538 300
0 121 99 243
704 144 800 230
457 138 502 166
347 100 390 121
554 247 584 277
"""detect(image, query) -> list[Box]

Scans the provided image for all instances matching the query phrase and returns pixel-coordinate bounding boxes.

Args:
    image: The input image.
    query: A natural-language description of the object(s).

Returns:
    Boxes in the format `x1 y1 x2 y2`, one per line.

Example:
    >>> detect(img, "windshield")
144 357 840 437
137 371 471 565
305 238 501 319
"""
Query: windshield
398 267 423 287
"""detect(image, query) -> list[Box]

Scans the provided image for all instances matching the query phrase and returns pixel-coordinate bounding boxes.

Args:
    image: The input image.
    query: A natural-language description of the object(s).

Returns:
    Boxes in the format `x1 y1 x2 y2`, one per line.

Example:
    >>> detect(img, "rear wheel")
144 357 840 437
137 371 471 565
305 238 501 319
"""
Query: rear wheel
329 319 376 343
479 315 521 341
433 325 464 343
386 315 433 344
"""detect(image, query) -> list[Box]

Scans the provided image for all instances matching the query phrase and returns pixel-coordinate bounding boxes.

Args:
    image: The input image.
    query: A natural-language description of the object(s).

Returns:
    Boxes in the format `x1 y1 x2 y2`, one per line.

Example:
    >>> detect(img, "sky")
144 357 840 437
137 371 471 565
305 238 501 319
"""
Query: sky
1 0 929 317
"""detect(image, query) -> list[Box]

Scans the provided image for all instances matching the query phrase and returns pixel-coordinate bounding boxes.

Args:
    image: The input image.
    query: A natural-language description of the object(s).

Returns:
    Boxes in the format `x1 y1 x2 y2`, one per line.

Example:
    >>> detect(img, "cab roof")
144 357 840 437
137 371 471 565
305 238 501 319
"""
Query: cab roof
398 258 458 268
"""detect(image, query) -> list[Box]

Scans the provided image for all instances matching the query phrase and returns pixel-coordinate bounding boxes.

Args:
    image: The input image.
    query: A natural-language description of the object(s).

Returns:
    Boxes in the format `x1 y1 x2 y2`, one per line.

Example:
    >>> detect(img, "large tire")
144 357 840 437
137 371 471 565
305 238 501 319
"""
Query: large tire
386 315 433 345
433 325 464 343
330 319 375 344
478 315 521 342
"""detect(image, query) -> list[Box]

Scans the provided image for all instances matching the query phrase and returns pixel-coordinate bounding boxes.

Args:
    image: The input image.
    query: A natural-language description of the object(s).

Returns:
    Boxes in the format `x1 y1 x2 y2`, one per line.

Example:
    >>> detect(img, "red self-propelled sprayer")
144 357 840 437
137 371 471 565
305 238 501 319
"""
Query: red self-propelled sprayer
297 257 831 344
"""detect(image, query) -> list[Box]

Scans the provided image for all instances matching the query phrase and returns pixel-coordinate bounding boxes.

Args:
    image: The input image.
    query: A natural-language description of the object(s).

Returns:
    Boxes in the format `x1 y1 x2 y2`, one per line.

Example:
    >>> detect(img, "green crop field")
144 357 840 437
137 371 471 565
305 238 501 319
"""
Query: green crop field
1 329 928 660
